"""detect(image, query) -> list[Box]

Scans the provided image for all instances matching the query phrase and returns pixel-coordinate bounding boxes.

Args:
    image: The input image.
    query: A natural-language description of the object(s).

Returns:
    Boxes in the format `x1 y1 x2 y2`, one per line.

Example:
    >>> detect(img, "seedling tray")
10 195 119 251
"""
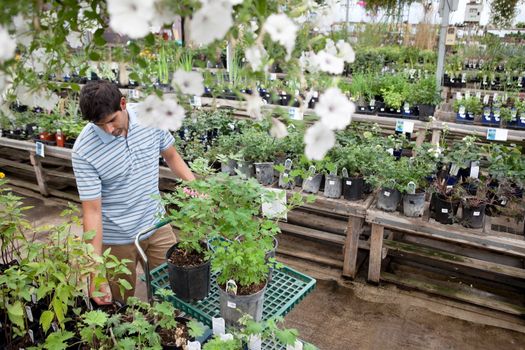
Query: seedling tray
146 263 316 327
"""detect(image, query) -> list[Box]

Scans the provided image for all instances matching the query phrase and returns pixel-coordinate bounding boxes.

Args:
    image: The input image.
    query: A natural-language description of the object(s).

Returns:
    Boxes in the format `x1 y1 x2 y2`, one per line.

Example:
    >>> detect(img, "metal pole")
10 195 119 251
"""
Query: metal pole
436 0 450 92
345 0 350 35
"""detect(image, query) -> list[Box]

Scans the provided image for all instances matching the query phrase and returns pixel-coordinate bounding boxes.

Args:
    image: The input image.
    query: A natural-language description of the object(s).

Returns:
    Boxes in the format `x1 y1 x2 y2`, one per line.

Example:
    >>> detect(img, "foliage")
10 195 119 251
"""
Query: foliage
410 76 441 106
380 74 409 109
484 143 525 189
202 335 241 350
238 128 279 163
443 136 481 168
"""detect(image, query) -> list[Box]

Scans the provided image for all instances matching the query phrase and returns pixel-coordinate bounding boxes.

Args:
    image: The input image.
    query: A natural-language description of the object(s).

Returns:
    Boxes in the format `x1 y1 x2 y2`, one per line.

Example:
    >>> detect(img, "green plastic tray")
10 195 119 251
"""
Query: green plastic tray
146 263 316 327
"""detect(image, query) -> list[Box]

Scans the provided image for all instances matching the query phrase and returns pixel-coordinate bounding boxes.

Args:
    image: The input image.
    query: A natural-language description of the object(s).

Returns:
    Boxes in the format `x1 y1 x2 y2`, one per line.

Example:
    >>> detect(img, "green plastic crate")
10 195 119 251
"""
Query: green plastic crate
146 263 316 327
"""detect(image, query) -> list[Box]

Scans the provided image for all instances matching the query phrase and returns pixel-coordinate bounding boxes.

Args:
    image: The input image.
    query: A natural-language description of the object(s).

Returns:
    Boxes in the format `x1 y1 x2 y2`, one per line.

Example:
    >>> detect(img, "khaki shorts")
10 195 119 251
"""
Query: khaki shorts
102 224 176 302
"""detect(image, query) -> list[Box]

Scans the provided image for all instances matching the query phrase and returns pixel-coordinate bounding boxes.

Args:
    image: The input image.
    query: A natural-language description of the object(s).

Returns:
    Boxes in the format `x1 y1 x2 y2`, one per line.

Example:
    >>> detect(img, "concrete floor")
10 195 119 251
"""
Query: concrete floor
10 187 525 350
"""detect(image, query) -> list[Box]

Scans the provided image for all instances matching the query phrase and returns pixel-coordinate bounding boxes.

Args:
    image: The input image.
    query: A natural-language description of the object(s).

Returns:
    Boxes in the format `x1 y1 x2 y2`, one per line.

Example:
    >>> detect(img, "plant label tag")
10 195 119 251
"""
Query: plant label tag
191 96 202 107
187 341 201 350
387 148 394 155
28 329 34 343
261 188 287 220
25 306 33 323
248 335 262 350
270 73 277 81
35 142 45 158
329 181 335 185
456 92 462 100
220 333 234 341
346 181 352 186
403 121 414 133
486 128 507 141
384 191 391 197
31 294 37 304
283 173 288 177
449 163 459 176
212 317 225 335
441 208 448 213
501 199 507 205
288 107 303 121
469 161 480 179
473 211 480 216
227 301 236 309
483 95 490 105
52 322 58 332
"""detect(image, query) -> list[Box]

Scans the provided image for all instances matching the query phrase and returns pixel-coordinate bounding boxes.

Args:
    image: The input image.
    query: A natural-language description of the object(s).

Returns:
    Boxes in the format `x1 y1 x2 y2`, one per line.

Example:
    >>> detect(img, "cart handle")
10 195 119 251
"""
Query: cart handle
134 217 173 303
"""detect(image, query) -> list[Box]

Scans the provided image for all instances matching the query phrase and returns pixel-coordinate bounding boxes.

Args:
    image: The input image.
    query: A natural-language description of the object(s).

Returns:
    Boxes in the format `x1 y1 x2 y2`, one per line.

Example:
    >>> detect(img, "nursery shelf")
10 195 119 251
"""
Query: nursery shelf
145 263 316 327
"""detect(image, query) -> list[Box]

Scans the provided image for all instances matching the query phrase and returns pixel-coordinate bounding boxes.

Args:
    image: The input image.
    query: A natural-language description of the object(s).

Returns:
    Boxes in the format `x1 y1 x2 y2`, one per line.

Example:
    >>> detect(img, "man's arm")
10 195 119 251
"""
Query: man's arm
161 146 196 181
82 198 112 305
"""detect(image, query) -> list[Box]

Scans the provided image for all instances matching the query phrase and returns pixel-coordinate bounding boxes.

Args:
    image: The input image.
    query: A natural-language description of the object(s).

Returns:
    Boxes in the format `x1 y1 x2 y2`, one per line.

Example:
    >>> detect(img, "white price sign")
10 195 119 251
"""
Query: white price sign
395 120 414 133
35 142 45 158
486 128 508 141
190 96 202 107
288 107 303 121
261 188 287 220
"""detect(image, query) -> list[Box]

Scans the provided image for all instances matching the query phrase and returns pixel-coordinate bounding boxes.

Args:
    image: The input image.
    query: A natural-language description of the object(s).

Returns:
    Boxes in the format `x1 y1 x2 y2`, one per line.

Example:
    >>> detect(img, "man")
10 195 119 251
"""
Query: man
72 80 195 304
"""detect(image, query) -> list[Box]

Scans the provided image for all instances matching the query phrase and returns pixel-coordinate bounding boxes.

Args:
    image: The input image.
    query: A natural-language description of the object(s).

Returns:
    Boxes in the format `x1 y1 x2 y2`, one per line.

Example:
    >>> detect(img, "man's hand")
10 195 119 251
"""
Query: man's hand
90 274 112 305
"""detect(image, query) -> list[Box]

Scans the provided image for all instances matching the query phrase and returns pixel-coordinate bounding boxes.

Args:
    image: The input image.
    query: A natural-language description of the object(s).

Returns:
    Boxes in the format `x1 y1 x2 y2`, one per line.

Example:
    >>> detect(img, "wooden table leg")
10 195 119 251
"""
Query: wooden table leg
342 217 364 279
30 151 49 196
368 223 384 284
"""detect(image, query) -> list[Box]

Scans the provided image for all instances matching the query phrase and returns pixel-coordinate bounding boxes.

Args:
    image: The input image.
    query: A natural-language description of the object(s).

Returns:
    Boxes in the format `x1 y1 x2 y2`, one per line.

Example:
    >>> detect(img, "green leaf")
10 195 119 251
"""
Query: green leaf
89 51 101 61
93 28 106 46
118 278 132 291
52 297 65 324
83 310 108 327
44 330 74 350
40 310 55 333
6 301 25 330
144 33 155 46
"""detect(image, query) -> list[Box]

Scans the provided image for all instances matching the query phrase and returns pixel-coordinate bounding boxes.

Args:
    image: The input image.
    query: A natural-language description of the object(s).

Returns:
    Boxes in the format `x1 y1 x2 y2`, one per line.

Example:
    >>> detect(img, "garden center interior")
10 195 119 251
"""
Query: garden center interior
1 1 525 349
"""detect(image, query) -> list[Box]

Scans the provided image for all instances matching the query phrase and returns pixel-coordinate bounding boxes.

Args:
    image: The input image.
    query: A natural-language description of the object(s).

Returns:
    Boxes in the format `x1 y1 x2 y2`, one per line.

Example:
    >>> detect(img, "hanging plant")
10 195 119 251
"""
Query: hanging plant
490 0 521 27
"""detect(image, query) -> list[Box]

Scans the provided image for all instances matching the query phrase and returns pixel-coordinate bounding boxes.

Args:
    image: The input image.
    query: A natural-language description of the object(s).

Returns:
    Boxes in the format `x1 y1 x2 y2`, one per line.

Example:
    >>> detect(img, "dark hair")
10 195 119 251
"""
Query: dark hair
79 80 123 122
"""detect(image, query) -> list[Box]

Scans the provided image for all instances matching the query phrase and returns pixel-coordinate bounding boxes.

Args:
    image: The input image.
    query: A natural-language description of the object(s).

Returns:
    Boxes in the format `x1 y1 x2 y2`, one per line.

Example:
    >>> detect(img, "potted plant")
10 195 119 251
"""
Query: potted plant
396 155 436 217
430 176 462 225
411 76 442 121
322 160 342 199
458 178 492 229
239 129 279 186
367 156 403 212
215 133 242 175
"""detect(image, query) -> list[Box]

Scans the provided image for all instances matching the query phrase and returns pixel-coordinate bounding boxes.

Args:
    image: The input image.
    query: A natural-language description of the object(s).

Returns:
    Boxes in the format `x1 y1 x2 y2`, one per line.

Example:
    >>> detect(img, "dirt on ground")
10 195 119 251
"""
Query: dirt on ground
10 187 525 350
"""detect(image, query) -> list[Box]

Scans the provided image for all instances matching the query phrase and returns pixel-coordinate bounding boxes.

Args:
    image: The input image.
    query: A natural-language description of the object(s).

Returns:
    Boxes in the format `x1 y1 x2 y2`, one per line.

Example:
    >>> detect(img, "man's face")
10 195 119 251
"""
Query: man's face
94 98 128 137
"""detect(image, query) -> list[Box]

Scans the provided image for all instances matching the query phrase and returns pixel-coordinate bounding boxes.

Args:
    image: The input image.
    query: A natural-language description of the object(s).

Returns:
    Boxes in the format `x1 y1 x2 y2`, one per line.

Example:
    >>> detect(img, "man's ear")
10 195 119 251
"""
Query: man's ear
120 96 127 111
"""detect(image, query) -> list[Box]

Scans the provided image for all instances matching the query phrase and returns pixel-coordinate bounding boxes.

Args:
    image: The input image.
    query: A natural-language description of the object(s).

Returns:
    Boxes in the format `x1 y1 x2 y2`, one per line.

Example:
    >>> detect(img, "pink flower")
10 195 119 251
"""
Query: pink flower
357 1 366 7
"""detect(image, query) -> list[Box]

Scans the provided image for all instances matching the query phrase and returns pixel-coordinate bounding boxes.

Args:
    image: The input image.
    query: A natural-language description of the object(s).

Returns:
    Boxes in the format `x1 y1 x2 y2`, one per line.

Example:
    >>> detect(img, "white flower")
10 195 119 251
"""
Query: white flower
66 31 83 49
264 14 298 60
135 94 185 131
270 117 288 139
245 94 265 121
299 51 319 72
12 15 32 47
245 45 267 72
0 26 16 62
0 73 12 103
172 70 204 96
107 0 155 39
315 88 354 130
315 50 344 75
336 40 355 63
314 1 338 33
150 2 177 28
304 122 335 161
16 86 59 111
324 39 337 56
189 3 233 46
24 48 50 73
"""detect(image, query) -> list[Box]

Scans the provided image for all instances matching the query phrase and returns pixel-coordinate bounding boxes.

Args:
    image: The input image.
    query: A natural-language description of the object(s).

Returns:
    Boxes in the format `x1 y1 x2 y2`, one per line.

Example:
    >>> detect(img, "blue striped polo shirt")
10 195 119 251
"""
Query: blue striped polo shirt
72 106 174 245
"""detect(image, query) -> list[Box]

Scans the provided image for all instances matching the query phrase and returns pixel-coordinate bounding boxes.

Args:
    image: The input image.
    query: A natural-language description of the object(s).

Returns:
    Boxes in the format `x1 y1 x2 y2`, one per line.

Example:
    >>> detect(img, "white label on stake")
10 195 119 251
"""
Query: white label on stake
465 91 471 99
227 301 236 309
456 92 462 100
441 208 448 213
483 94 490 104
212 317 225 335
486 128 508 141
476 91 482 99
187 341 201 350
384 191 391 197
469 161 480 179
25 306 33 323
220 333 234 341
473 211 480 216
28 329 34 343
31 294 37 304
261 188 287 220
270 73 277 81
248 335 262 350
329 181 335 185
191 96 202 107
35 142 45 158
346 181 352 186
288 107 303 121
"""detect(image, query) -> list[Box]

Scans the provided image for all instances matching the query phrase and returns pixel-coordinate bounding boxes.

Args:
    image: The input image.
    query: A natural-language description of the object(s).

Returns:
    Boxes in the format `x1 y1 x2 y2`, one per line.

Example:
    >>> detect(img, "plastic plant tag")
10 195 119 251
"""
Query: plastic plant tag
469 161 480 179
31 294 37 304
483 95 490 105
35 142 45 157
220 333 234 341
191 96 202 107
441 208 448 213
270 73 277 81
342 168 349 178
261 188 287 220
288 107 303 121
188 341 201 350
212 317 225 335
465 91 470 99
226 280 237 295
227 301 236 308
449 163 459 176
383 191 391 197
455 92 462 100
28 329 34 343
473 211 481 216
286 340 303 350
476 91 482 99
248 335 262 350
25 306 33 322
406 182 416 195
346 181 352 186
486 128 508 141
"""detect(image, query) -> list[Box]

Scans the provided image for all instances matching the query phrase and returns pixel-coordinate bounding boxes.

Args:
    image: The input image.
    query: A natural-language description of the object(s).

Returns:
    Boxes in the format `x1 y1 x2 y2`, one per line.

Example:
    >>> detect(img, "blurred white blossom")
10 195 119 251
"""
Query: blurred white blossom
172 70 204 96
270 117 288 139
304 122 335 161
245 94 265 121
315 50 344 75
0 26 16 62
107 0 155 39
11 15 32 47
66 31 83 49
189 3 233 46
264 14 298 60
245 45 268 72
336 40 355 63
315 88 354 130
16 86 59 110
24 48 52 73
136 94 186 131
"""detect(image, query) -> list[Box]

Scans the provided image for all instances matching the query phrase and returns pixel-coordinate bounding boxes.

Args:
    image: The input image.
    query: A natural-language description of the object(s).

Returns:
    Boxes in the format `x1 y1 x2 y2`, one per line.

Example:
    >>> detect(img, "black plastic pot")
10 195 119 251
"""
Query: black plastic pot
418 104 436 121
377 187 401 212
166 244 211 302
402 191 426 217
461 202 486 229
433 194 459 225
254 162 275 186
342 176 364 201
